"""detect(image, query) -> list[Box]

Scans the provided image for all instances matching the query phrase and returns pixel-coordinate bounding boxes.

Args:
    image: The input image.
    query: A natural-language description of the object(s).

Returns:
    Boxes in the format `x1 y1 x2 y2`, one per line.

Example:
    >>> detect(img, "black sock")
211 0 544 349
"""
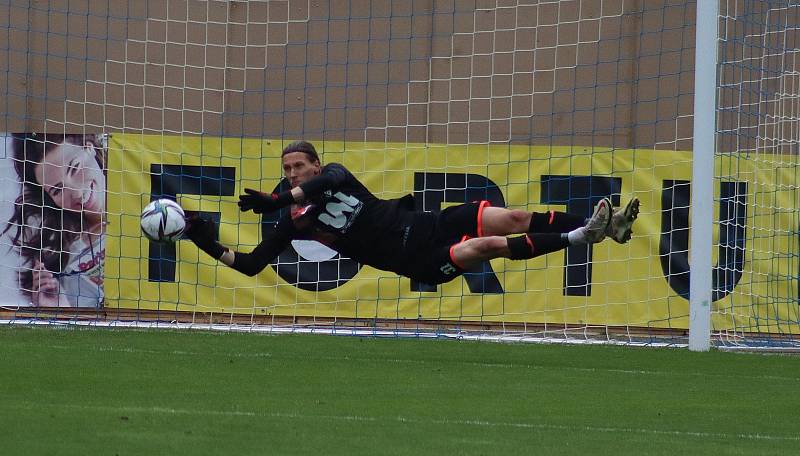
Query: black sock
529 211 585 233
508 235 533 259
508 233 570 259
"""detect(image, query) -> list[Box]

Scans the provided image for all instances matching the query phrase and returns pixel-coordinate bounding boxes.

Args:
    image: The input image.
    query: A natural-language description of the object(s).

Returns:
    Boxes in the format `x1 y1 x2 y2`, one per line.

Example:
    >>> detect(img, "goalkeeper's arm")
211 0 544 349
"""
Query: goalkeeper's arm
185 217 291 276
237 164 348 214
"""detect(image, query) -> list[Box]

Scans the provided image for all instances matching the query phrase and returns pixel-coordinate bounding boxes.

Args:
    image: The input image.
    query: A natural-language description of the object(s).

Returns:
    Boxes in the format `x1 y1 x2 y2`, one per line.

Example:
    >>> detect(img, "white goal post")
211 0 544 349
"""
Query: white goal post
689 0 720 352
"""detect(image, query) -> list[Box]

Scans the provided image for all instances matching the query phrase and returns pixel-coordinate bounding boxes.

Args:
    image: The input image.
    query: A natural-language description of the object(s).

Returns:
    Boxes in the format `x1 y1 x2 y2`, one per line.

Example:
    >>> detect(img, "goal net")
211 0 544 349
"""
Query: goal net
713 1 800 348
1 0 798 348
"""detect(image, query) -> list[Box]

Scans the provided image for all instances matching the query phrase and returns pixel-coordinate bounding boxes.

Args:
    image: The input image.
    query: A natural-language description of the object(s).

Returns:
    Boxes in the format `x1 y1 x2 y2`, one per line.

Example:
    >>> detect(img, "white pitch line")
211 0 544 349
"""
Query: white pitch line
0 319 686 347
27 344 275 359
6 401 799 442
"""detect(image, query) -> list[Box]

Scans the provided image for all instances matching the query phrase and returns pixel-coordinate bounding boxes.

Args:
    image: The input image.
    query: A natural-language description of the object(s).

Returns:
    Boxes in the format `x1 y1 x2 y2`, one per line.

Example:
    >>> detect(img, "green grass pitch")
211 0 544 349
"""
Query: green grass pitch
1 325 799 455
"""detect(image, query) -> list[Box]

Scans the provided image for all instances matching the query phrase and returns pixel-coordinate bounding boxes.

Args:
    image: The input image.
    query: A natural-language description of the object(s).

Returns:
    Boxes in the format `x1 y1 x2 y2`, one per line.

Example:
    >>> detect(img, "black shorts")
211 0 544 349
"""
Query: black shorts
403 200 490 285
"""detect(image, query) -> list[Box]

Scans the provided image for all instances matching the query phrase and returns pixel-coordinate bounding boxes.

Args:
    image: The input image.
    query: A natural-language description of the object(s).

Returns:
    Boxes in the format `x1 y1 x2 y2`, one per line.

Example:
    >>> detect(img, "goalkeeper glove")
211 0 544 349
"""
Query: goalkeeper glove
237 188 294 214
185 216 227 260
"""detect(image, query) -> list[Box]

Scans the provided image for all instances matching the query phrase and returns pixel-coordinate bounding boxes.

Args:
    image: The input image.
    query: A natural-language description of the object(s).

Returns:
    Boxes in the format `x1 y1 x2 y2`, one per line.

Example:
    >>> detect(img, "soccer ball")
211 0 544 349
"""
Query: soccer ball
140 198 186 243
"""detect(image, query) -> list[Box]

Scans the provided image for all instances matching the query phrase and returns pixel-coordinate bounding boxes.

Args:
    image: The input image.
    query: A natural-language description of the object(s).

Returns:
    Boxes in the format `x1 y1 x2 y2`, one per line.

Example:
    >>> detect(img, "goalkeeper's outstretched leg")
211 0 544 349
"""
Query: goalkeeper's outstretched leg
479 197 637 243
450 197 615 270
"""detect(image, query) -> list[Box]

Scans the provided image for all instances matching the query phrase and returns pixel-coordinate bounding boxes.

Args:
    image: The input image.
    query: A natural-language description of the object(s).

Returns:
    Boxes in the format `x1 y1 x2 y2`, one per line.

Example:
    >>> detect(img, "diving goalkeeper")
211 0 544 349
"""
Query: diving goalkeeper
186 141 639 285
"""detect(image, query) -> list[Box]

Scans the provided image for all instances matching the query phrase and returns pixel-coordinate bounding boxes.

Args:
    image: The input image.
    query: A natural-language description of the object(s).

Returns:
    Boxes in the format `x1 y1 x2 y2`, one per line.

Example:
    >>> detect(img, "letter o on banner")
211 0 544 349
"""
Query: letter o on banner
263 181 361 291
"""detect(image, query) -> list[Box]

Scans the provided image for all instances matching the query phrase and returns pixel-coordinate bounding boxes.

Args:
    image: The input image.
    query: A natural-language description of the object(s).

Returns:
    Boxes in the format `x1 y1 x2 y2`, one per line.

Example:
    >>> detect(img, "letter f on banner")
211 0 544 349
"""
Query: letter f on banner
147 164 236 282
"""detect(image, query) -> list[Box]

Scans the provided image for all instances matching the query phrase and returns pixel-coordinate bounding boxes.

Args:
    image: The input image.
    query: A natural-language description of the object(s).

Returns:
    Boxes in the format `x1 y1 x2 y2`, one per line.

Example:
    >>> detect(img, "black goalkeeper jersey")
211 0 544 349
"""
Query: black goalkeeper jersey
232 163 434 277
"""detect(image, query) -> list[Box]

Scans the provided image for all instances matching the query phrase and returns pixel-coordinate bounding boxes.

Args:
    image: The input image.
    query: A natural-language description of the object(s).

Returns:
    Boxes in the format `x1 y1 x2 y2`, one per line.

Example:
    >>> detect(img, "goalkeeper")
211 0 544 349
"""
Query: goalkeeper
186 141 639 285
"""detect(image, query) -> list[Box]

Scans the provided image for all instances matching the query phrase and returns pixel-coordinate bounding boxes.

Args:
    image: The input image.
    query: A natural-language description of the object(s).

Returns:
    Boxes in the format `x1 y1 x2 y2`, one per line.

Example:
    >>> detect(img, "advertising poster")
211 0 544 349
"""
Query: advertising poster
0 133 106 308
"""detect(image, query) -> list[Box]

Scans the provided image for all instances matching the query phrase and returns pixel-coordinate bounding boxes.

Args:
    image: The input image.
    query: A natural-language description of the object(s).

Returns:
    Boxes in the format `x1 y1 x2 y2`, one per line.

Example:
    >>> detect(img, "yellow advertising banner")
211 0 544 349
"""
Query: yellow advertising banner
105 134 800 333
